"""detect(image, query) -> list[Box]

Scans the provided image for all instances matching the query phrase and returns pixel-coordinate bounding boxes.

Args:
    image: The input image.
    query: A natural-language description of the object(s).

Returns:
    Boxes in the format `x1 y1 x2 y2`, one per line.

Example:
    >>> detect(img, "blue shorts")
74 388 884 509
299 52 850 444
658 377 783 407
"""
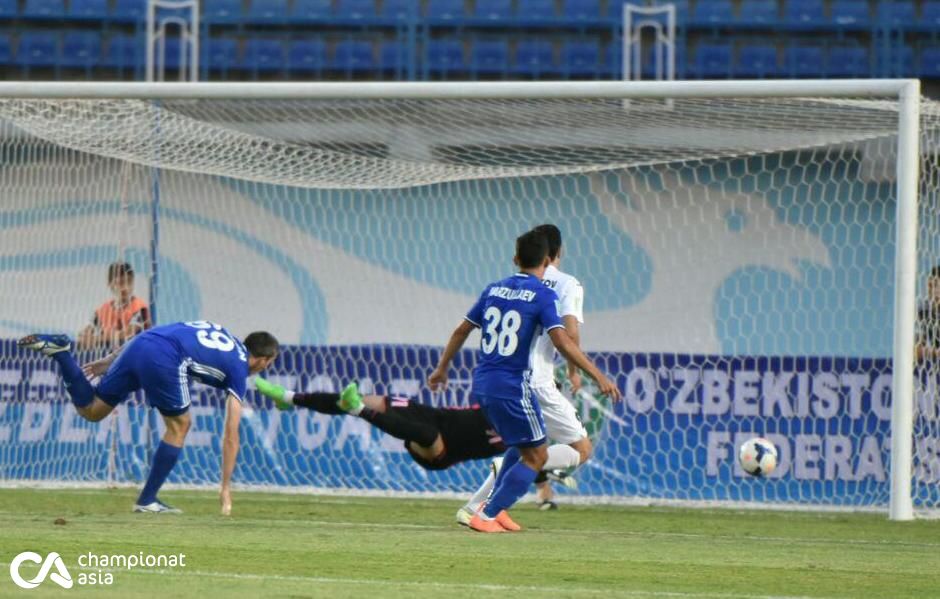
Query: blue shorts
95 334 191 417
474 389 547 448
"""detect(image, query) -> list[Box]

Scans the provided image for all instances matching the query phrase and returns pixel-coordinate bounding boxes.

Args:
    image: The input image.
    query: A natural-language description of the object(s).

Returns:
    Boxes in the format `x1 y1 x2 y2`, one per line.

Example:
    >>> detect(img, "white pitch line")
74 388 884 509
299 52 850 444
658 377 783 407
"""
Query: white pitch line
0 562 834 599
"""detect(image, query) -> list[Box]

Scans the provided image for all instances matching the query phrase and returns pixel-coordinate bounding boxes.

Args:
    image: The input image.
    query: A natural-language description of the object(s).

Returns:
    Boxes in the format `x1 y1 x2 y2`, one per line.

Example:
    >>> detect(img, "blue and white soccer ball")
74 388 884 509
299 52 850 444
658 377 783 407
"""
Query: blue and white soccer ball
739 437 778 477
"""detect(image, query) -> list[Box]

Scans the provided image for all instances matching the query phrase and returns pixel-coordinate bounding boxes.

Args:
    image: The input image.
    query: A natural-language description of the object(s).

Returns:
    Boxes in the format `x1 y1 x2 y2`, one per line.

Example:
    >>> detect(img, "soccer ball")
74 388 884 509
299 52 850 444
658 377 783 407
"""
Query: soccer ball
739 437 778 477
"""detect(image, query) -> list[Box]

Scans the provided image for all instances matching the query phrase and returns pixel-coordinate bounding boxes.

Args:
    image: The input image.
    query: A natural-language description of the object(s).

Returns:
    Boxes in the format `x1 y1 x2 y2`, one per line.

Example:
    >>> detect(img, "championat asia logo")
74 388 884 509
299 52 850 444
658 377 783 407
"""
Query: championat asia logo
10 552 73 589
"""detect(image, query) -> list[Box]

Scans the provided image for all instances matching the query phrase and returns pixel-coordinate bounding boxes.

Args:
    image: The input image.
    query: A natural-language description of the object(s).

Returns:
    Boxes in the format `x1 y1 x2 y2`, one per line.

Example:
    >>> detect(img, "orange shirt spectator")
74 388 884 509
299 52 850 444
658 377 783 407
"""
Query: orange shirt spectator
77 262 152 351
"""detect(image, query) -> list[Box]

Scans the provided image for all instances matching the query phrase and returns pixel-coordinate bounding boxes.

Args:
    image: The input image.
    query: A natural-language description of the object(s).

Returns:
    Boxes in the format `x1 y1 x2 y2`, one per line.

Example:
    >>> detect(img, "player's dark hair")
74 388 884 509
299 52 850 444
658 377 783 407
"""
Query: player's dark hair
932 265 940 280
244 331 279 358
108 262 134 283
516 230 549 269
533 224 562 260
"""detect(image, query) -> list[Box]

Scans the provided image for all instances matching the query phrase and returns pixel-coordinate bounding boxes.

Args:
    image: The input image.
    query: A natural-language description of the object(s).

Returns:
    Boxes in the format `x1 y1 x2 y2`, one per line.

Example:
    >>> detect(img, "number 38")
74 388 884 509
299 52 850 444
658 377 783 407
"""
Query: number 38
480 307 521 357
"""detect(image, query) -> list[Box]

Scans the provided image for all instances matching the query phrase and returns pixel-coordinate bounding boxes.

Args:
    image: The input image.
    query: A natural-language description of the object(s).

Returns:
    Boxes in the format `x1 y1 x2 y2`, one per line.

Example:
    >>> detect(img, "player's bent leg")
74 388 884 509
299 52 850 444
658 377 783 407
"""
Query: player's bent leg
404 434 445 463
75 398 116 422
134 411 190 514
569 436 593 465
18 334 96 409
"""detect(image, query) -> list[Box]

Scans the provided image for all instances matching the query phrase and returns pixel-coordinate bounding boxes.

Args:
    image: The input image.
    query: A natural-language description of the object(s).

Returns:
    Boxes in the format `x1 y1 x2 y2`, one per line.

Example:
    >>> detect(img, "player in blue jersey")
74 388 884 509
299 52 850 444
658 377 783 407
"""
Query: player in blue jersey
428 230 621 533
18 321 279 515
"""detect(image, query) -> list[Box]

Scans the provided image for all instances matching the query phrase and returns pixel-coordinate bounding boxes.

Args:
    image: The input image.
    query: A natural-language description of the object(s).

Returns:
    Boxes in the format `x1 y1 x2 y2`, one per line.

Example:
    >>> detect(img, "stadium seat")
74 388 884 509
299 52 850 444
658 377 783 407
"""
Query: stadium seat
0 34 12 64
876 1 915 27
560 39 599 77
784 0 824 25
738 0 777 25
205 37 239 72
381 0 413 20
600 41 620 76
333 40 375 71
827 46 868 77
514 40 554 76
22 0 64 19
290 0 332 20
287 39 326 72
103 34 138 68
516 0 556 22
112 0 145 22
692 43 731 78
887 44 915 76
924 1 940 26
641 45 684 78
736 44 777 77
474 0 511 21
19 32 59 66
425 39 464 73
0 0 15 18
335 0 377 20
203 0 244 23
563 0 602 23
921 47 940 78
159 38 186 69
247 0 287 23
471 39 508 76
69 0 109 19
830 0 869 26
379 40 404 72
243 39 285 72
59 32 102 68
691 0 733 25
426 0 465 22
785 45 823 77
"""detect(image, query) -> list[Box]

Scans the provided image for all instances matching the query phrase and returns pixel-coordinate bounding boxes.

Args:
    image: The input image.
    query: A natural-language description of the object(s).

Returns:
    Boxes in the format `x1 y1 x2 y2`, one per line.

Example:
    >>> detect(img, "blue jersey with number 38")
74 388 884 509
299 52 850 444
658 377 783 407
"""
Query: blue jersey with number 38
465 273 563 400
146 321 250 400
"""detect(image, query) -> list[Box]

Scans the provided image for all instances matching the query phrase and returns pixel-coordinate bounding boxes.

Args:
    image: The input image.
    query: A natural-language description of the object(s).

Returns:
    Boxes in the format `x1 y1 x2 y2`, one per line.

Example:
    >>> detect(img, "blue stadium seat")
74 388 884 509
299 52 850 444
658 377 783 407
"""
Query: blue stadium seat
471 39 508 75
335 0 376 20
104 34 140 70
379 40 404 71
0 0 15 18
203 0 243 23
827 46 868 77
738 0 777 25
425 39 464 73
516 0 556 22
514 40 554 75
22 0 64 19
0 34 11 64
112 0 145 22
736 45 777 77
886 44 914 76
19 32 58 66
159 38 186 69
291 0 332 20
600 41 620 76
381 0 413 20
691 0 733 25
785 45 823 77
243 39 285 72
69 0 109 19
563 0 601 23
426 0 465 21
830 1 869 26
560 39 599 77
287 39 326 72
877 1 915 27
474 0 511 21
693 43 731 77
641 45 684 78
921 47 940 78
924 1 940 26
205 37 239 71
247 0 287 23
60 32 102 68
784 0 824 25
333 40 375 70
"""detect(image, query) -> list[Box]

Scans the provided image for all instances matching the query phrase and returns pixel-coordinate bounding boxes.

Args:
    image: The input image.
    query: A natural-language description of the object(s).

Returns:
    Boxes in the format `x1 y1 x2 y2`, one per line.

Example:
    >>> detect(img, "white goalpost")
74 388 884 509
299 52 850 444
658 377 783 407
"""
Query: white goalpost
0 80 934 521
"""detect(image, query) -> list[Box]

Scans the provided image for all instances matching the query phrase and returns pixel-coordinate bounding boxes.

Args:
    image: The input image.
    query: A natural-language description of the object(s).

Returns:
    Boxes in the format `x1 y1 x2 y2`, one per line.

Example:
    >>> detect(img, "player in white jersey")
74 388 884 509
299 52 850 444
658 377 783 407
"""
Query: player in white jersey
458 224 591 523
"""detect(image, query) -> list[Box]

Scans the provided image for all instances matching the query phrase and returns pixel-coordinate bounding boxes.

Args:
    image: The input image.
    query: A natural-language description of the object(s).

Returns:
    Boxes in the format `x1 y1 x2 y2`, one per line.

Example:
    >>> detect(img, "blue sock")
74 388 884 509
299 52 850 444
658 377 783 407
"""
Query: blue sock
483 461 538 519
137 441 182 505
51 352 95 408
493 447 521 489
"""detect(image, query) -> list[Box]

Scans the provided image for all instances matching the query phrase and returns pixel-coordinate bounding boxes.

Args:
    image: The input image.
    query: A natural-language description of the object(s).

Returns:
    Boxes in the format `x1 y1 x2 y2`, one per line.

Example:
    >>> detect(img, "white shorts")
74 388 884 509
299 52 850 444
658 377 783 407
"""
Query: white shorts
530 385 588 445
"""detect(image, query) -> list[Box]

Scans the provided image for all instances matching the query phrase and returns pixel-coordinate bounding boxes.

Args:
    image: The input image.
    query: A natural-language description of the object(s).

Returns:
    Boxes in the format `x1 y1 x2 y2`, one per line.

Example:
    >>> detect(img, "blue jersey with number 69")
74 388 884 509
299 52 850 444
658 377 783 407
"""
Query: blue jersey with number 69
146 321 250 400
465 273 563 400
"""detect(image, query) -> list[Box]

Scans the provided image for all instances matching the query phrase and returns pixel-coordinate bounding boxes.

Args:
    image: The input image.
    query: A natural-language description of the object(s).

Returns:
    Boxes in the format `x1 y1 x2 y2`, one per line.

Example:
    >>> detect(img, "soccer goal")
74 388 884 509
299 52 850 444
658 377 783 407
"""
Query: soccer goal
0 80 935 520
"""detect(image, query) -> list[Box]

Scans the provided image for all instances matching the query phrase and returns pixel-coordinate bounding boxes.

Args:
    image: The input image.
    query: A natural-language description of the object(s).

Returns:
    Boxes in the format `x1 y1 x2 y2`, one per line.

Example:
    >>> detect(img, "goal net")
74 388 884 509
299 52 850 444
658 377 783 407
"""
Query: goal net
0 83 937 515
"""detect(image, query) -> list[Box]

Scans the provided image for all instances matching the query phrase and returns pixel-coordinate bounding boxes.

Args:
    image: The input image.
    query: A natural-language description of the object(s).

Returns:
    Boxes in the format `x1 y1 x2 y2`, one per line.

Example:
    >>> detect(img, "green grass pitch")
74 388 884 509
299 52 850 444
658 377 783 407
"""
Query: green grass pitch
0 488 938 598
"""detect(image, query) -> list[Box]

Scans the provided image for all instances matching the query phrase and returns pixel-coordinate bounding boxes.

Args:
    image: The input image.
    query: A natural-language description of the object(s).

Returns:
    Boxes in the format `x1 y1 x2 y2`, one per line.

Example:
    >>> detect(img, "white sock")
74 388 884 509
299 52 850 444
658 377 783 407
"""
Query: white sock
464 471 496 510
543 444 581 471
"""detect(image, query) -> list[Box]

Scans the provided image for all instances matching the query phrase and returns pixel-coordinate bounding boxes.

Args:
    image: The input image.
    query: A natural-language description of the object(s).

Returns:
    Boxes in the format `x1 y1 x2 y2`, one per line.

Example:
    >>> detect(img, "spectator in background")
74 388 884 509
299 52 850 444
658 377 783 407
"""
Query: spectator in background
77 262 151 351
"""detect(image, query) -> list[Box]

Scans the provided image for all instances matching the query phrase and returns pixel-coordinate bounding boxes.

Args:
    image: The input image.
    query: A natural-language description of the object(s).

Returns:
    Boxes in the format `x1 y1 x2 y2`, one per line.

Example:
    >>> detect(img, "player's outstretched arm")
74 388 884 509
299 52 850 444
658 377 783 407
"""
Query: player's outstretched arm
220 392 242 516
428 319 476 391
548 328 621 401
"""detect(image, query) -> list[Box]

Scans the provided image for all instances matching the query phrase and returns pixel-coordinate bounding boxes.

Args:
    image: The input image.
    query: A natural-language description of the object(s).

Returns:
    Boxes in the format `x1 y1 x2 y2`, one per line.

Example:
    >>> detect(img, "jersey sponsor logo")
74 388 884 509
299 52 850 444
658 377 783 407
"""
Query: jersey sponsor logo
487 286 537 302
10 551 73 589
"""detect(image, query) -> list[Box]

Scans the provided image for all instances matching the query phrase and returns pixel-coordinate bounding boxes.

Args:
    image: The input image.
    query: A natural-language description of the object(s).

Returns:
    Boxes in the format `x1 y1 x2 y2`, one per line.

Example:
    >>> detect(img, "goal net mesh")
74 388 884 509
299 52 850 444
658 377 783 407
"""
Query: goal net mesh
1 93 939 511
